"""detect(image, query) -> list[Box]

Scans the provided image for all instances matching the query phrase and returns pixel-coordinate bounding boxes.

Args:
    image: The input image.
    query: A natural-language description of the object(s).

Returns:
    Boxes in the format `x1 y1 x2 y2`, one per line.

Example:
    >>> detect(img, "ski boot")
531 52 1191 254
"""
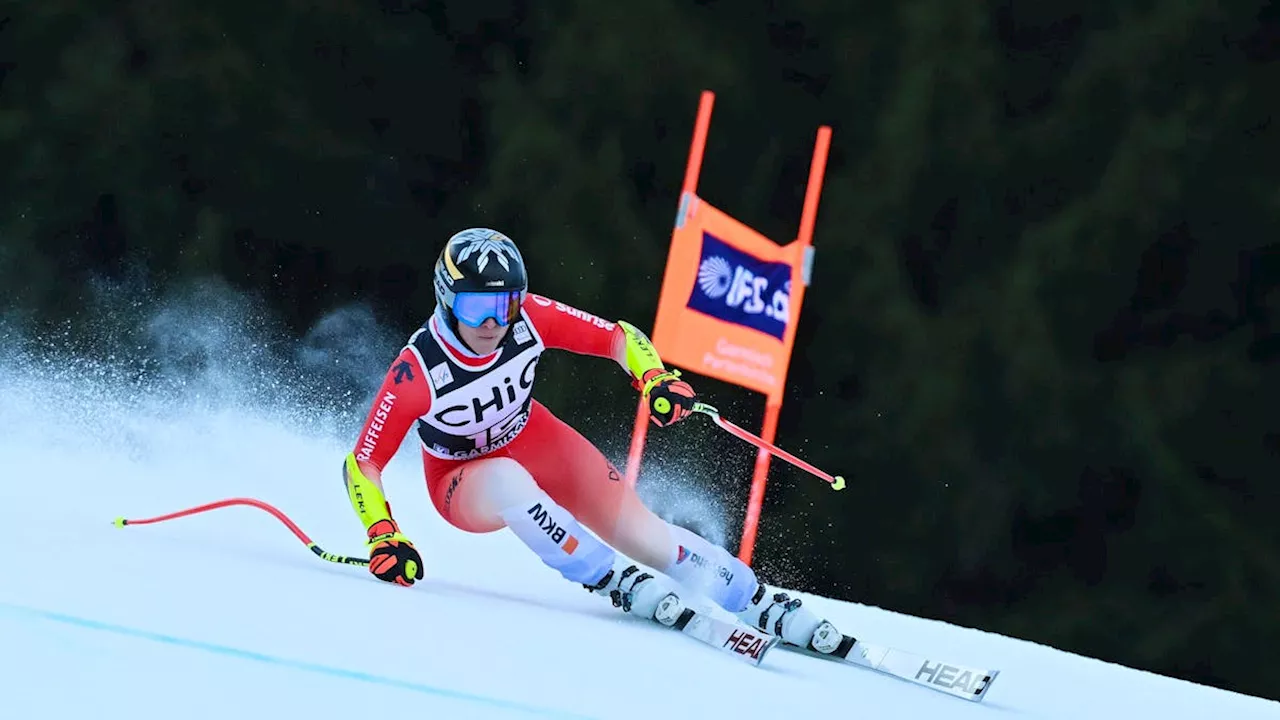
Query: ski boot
736 583 845 654
585 558 686 627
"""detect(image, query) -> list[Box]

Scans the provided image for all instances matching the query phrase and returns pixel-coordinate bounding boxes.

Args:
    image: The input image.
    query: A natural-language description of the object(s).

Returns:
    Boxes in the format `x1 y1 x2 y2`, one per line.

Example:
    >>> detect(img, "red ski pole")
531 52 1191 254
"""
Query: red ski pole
692 403 846 491
114 497 369 567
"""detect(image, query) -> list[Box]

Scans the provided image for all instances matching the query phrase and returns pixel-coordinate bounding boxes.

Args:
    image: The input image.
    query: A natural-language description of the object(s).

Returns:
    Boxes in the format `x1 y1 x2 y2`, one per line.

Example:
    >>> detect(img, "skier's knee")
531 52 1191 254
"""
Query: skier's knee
606 491 679 568
475 457 541 504
664 523 758 612
451 457 542 528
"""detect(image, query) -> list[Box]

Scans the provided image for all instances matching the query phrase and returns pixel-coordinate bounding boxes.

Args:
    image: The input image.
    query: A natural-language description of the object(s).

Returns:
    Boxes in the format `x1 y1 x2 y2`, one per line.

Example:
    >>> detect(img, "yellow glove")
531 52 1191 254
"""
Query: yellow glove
640 368 697 427
365 519 424 586
342 454 424 586
615 321 697 427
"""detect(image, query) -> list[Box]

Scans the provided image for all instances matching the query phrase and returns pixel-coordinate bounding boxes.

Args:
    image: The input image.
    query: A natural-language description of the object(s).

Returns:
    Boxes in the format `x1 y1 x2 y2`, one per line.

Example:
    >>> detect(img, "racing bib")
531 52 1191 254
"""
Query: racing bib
411 314 544 459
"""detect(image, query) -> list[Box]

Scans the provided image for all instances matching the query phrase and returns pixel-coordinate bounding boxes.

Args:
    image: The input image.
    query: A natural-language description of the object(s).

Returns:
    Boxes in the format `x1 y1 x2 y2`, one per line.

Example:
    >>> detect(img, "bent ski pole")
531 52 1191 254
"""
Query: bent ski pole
692 402 846 491
114 497 369 567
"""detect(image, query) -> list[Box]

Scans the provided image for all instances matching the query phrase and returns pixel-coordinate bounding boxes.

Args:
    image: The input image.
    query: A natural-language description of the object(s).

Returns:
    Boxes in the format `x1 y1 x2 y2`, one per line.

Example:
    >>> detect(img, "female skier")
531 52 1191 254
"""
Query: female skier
341 227 842 654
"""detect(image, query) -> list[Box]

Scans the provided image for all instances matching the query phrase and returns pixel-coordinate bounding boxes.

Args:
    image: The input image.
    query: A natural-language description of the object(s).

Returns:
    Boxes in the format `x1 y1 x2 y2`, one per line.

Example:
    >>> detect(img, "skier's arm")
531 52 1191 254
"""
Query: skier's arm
345 346 428 486
522 293 661 381
343 347 431 585
523 294 695 426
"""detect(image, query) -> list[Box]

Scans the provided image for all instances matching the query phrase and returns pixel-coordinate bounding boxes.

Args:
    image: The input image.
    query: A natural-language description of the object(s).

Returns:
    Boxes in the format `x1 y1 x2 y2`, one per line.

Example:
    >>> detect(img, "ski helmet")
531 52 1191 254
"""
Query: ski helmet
433 228 528 330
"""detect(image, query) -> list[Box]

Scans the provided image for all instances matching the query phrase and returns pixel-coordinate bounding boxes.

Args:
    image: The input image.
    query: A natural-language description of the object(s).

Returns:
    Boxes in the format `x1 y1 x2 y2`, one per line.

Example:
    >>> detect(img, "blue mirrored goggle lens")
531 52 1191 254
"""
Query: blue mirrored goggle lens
452 291 522 328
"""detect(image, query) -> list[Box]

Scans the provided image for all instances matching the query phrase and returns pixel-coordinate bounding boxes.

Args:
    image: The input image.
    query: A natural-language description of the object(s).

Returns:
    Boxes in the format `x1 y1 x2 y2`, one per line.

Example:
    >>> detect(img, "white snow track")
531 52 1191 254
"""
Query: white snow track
2 362 1277 720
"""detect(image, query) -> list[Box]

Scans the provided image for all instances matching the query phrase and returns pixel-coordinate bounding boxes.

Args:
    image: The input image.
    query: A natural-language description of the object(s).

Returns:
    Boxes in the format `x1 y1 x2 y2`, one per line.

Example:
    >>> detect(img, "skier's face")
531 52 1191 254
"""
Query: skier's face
457 317 509 355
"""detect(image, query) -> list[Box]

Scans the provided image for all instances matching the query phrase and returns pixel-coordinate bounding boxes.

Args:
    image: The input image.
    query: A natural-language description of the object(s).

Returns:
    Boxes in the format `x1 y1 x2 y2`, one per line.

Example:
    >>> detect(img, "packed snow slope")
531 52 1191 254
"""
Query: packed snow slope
1 295 1276 720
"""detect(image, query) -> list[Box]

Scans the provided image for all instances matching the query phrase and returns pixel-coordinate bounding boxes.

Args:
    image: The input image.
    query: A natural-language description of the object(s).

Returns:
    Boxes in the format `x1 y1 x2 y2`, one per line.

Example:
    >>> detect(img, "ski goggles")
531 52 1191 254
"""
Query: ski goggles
452 290 523 328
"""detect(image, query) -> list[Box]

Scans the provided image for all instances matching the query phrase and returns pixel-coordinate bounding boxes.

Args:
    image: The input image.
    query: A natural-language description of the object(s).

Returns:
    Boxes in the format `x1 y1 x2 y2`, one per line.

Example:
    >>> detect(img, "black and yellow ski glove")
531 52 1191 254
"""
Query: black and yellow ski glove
617 321 698 427
343 454 425 586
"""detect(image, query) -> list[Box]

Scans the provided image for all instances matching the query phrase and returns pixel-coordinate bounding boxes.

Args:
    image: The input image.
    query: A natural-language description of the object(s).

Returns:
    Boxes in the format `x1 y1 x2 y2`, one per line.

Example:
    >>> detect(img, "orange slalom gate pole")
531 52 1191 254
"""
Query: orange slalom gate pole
625 90 717 488
735 125 833 565
798 127 832 245
738 403 781 566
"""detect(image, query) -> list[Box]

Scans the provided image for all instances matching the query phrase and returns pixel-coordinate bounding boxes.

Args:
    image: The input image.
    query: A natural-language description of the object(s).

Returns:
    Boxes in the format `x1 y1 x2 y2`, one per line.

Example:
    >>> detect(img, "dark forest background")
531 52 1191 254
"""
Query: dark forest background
3 0 1279 700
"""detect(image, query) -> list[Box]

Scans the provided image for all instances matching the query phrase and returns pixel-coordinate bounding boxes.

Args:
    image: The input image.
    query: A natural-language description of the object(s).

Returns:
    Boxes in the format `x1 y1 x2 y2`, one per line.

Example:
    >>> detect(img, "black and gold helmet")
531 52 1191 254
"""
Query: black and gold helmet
433 228 528 329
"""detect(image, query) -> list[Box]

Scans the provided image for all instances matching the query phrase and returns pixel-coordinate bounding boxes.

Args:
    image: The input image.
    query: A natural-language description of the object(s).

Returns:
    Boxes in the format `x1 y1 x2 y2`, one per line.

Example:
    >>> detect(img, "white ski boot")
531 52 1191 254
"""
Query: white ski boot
585 558 686 627
736 583 844 654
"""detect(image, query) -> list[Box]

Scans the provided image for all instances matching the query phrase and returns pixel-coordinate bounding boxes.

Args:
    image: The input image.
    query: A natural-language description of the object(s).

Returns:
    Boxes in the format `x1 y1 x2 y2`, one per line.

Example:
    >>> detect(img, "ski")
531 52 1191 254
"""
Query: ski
659 596 779 667
788 631 1000 702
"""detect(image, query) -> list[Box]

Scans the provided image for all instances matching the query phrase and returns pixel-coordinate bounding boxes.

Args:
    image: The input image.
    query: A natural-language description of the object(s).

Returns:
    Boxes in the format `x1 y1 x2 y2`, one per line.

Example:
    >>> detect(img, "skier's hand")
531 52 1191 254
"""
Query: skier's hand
366 519 425 586
641 368 696 427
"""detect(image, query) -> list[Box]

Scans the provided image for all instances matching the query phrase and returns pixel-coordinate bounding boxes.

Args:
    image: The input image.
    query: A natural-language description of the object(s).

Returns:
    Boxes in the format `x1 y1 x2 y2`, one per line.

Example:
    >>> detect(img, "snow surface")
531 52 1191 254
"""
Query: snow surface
2 324 1278 720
